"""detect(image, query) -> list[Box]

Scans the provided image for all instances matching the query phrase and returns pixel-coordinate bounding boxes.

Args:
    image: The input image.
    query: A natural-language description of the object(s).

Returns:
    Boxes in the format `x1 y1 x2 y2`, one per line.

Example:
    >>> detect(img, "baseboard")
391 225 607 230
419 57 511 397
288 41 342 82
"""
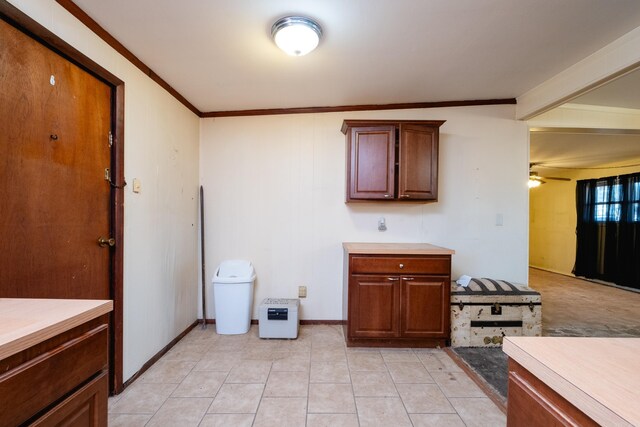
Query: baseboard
530 266 640 294
120 320 198 392
300 320 346 325
200 318 345 325
529 265 574 277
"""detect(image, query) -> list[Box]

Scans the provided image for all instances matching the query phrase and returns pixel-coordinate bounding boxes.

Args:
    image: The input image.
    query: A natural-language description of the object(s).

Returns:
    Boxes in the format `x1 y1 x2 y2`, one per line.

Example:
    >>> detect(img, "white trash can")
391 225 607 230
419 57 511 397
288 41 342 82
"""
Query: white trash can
213 260 256 335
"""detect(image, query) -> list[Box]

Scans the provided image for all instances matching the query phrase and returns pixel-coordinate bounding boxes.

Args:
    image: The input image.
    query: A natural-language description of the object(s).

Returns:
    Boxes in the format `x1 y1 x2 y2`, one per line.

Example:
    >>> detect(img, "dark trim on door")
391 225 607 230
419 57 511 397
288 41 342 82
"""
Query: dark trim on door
55 0 200 117
111 84 125 394
0 0 125 394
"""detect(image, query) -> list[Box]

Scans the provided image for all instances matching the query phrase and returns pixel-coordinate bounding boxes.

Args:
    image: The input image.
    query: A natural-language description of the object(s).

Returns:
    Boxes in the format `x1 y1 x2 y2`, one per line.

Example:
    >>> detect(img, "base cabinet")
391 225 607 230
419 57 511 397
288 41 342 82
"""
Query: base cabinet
506 360 598 427
0 316 109 427
344 253 451 347
31 371 108 427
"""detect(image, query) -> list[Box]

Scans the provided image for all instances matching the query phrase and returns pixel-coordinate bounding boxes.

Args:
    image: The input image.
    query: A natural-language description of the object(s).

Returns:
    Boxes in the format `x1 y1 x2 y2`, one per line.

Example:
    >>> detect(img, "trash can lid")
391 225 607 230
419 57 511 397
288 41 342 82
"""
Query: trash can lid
216 259 254 279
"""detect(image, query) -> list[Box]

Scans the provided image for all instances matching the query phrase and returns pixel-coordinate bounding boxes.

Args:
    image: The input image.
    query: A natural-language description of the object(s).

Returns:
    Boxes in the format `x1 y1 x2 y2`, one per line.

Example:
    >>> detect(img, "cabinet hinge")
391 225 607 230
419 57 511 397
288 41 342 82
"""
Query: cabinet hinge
108 131 113 147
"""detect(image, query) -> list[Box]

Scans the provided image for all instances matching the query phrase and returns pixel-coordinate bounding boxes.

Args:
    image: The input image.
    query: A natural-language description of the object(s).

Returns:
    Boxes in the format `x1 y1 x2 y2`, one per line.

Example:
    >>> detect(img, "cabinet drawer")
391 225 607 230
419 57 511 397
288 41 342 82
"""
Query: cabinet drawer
0 324 108 427
350 256 450 275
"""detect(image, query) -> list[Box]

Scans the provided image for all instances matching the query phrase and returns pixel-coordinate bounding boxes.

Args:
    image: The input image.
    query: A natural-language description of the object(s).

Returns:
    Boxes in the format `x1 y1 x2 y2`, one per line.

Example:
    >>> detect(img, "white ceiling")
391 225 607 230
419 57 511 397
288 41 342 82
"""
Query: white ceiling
530 132 640 170
72 0 640 113
570 68 640 110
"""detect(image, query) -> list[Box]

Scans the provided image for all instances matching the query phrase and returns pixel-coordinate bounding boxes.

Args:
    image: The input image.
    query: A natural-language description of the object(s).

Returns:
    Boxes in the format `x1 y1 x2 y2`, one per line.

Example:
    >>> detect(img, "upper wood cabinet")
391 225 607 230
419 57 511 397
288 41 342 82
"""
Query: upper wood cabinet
342 120 445 202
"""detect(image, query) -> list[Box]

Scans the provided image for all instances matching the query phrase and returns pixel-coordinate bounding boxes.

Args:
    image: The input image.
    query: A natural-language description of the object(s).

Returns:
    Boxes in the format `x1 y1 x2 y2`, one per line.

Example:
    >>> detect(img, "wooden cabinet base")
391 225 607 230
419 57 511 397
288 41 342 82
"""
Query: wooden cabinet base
31 371 108 427
344 329 447 348
0 315 109 427
343 249 452 347
507 360 598 427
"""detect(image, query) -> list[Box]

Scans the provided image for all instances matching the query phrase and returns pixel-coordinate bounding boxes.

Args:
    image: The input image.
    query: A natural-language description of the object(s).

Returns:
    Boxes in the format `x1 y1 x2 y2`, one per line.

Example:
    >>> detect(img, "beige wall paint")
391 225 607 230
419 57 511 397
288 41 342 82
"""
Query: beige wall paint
528 105 640 276
529 162 640 275
200 105 530 320
8 0 201 381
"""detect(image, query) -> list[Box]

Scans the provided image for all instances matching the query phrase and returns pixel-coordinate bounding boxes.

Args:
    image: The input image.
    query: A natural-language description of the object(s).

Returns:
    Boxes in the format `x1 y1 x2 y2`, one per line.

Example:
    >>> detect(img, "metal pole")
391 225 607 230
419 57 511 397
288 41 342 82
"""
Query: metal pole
200 185 207 329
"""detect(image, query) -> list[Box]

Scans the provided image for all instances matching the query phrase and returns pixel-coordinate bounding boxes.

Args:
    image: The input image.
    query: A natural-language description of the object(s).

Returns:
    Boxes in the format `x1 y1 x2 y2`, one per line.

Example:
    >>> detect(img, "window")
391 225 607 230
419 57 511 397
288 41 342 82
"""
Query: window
591 178 640 222
593 181 621 222
574 172 640 290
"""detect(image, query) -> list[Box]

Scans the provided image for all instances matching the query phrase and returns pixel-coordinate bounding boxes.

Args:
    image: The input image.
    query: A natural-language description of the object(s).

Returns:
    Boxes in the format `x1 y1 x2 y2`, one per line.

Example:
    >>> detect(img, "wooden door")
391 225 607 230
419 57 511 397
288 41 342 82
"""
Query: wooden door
400 275 449 337
0 18 112 300
349 274 400 338
399 124 438 201
348 126 396 200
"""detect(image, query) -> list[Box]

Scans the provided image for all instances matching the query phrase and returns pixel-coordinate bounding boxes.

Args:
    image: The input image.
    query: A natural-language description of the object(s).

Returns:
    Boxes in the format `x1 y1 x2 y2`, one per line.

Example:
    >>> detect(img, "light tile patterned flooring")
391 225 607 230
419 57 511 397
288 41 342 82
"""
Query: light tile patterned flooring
109 325 505 426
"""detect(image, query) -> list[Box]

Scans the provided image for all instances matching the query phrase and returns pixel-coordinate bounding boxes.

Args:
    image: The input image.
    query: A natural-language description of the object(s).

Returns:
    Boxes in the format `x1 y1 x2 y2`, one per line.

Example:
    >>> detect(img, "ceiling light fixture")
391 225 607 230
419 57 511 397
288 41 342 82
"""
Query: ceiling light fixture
271 16 322 56
528 177 544 188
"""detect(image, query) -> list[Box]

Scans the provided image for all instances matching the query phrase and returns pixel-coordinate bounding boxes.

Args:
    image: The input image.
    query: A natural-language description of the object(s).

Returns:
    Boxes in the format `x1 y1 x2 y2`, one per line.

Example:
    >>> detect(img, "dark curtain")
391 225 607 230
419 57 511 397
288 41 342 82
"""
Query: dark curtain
574 172 640 290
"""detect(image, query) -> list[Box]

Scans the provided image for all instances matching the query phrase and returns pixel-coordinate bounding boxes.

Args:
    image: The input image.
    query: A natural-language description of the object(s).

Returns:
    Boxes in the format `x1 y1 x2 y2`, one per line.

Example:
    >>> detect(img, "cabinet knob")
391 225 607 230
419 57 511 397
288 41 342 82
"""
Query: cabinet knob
399 263 404 269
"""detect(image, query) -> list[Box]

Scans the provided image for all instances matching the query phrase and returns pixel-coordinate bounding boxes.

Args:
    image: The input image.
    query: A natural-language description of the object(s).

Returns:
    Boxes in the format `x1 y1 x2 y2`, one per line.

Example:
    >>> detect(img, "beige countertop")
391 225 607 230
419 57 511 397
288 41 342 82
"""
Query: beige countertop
0 298 113 360
503 336 640 427
343 242 455 255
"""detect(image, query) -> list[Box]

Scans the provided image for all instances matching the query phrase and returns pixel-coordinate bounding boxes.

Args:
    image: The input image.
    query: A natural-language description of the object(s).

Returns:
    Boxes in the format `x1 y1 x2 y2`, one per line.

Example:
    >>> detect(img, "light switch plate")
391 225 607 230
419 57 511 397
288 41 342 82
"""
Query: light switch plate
133 178 141 193
298 286 307 298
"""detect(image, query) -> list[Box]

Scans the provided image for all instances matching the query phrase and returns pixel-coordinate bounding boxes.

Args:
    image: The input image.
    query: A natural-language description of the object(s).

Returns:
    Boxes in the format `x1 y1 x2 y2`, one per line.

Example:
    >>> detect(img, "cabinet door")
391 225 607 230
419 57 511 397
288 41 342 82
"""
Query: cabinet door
348 126 396 200
349 274 400 338
31 371 108 427
398 124 438 201
401 276 449 337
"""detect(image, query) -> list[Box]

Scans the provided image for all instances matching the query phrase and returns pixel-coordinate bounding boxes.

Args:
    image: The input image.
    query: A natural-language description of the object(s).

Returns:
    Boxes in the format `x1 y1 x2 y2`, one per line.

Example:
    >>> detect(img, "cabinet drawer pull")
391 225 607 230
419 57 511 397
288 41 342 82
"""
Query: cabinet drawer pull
404 277 414 280
399 194 410 198
384 194 391 198
387 277 400 281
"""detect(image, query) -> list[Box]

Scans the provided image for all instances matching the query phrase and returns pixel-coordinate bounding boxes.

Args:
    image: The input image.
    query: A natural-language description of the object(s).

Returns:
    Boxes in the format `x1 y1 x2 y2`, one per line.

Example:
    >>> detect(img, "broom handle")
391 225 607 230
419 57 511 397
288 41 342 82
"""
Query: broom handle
200 185 207 329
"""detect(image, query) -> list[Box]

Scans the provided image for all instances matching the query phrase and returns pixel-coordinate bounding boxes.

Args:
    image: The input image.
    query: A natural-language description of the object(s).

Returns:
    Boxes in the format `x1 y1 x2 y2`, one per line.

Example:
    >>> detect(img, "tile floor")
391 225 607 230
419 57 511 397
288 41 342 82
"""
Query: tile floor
109 325 505 426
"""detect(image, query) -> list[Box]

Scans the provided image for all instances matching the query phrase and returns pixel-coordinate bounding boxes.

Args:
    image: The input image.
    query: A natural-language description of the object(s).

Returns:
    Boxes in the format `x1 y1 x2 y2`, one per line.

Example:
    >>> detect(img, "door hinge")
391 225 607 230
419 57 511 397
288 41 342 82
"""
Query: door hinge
105 168 111 181
108 131 113 147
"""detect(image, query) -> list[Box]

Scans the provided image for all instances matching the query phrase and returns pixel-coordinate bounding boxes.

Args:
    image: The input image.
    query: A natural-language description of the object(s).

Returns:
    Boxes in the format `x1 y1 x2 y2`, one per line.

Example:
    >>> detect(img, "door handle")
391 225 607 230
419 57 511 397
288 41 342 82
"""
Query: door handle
97 237 115 247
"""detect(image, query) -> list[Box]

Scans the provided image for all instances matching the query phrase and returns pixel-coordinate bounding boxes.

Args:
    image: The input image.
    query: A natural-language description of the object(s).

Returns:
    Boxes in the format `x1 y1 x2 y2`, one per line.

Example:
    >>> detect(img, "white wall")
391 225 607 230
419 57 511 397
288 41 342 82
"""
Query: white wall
200 105 529 320
8 0 201 381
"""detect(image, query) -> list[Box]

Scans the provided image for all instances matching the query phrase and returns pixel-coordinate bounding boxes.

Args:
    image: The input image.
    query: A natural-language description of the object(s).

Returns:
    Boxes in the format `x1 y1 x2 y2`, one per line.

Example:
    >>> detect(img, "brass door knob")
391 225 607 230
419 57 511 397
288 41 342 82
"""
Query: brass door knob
98 237 115 247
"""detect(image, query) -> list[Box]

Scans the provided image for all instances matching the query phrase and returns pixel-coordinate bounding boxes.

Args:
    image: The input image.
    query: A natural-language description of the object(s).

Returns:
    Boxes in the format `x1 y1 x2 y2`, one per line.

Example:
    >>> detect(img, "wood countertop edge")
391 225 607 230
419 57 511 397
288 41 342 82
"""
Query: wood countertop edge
503 338 631 427
342 242 455 255
0 300 113 361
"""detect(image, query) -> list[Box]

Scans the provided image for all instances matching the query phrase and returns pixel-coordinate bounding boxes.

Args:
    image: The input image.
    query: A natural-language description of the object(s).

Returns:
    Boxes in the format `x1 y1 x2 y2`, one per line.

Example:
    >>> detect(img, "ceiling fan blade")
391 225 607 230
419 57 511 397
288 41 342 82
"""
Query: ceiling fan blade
542 176 571 181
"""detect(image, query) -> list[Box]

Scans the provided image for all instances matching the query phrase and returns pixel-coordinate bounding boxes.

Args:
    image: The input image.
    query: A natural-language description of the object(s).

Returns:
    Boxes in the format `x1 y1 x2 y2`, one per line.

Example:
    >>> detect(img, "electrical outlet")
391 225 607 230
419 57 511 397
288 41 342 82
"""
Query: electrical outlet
298 286 307 298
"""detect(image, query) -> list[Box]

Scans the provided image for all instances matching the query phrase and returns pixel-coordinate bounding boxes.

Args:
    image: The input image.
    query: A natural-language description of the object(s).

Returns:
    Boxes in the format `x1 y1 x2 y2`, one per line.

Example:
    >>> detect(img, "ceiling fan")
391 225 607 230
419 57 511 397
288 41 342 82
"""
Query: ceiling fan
528 163 571 187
